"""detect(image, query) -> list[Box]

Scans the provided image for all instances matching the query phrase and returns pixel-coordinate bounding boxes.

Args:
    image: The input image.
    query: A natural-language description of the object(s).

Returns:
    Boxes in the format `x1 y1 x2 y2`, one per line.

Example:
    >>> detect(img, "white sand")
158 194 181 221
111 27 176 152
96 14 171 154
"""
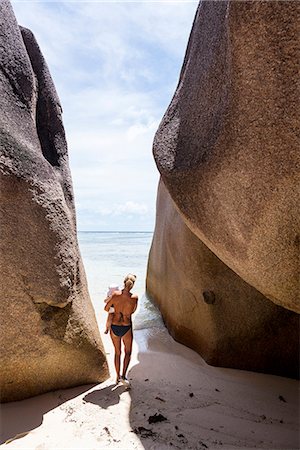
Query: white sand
1 309 299 450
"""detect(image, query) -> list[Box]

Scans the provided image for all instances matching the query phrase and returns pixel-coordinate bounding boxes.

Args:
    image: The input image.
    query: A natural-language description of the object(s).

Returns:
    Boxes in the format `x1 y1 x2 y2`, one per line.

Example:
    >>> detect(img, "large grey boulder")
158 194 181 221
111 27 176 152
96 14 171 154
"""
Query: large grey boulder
147 181 299 378
0 0 108 402
148 0 299 376
153 0 299 312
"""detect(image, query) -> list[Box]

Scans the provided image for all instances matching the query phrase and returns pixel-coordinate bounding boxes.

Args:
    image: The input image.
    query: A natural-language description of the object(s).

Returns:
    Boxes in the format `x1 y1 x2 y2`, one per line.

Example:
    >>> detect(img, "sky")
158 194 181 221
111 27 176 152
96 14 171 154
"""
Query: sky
12 0 198 231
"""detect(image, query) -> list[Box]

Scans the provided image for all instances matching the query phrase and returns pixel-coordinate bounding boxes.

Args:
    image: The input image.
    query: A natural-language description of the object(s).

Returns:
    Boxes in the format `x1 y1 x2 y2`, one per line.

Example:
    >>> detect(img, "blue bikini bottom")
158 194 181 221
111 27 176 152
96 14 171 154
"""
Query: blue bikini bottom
111 324 131 337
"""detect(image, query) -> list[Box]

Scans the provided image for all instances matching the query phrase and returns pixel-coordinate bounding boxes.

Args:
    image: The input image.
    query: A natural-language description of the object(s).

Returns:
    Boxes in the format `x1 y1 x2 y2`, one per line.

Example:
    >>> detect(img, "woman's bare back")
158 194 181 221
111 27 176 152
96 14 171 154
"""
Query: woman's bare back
106 291 138 325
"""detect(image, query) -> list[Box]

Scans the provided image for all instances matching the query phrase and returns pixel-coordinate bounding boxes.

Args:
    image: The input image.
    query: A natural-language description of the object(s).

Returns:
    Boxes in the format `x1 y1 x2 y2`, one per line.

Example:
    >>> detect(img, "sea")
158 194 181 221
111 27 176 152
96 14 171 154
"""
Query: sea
77 231 163 330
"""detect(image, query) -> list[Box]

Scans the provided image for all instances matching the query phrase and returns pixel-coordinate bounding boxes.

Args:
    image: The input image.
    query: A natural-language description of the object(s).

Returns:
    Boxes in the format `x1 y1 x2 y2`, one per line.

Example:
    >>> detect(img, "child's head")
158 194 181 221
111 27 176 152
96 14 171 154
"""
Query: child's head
107 285 120 296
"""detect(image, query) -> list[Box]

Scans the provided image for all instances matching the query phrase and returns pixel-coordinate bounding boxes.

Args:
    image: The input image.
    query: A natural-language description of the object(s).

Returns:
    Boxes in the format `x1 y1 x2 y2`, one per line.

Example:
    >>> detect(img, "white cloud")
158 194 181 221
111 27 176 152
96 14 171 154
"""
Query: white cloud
92 201 148 217
127 120 158 142
115 201 148 216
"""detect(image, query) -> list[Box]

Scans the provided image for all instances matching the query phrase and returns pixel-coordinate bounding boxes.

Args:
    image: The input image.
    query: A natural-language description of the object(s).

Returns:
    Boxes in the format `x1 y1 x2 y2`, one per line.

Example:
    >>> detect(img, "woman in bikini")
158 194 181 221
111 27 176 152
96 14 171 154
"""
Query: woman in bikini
104 273 138 385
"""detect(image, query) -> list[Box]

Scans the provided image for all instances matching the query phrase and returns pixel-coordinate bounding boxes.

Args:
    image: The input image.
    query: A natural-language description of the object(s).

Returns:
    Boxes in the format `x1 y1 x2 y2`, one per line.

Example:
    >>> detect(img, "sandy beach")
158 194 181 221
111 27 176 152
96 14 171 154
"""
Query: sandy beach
1 305 299 450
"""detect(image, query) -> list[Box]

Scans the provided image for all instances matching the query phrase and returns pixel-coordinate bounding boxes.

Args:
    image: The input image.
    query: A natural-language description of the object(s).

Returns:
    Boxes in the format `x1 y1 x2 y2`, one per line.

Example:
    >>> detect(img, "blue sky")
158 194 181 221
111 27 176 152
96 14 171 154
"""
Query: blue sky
12 0 198 231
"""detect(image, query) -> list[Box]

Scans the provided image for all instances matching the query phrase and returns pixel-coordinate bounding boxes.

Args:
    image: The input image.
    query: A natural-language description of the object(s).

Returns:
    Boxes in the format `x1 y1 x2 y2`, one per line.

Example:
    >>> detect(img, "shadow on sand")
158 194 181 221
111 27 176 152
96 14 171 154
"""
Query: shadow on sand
83 383 128 409
0 384 96 445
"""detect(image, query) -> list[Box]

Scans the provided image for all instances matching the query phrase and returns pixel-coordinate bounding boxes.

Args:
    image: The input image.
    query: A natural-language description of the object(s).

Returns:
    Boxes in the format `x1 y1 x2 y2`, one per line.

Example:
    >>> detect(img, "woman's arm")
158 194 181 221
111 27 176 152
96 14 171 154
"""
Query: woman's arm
132 296 138 313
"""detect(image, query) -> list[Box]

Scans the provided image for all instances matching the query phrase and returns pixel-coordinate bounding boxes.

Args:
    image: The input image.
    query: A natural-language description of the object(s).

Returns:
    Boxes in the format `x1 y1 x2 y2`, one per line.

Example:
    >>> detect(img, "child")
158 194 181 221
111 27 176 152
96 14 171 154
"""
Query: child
104 284 120 334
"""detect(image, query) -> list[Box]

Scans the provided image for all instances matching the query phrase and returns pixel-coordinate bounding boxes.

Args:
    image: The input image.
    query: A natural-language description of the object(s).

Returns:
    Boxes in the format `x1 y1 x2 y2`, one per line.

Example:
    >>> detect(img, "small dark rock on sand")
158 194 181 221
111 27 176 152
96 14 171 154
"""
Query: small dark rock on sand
103 427 111 436
148 413 168 424
279 395 287 402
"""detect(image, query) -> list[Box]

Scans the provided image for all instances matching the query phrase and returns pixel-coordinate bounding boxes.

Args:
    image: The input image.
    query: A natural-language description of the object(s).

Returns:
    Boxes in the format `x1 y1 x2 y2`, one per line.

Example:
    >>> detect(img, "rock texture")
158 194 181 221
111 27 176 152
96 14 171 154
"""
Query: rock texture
147 1 299 376
153 0 299 312
0 0 108 402
147 181 299 378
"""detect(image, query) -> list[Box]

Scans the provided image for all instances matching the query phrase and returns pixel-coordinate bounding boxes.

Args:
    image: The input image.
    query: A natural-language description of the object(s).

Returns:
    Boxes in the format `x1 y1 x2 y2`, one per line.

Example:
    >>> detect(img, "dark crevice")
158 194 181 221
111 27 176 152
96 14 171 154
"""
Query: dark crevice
35 95 60 166
20 26 61 167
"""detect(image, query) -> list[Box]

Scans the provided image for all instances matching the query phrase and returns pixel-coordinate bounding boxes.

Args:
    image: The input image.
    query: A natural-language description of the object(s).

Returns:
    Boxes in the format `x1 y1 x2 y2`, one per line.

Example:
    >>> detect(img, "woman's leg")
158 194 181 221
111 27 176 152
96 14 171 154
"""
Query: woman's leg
110 330 121 381
121 328 133 379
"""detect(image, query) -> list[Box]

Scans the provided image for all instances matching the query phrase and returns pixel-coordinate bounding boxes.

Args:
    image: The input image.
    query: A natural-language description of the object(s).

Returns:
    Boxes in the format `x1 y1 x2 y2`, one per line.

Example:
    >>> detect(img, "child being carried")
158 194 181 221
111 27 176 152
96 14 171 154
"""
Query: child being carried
104 284 120 334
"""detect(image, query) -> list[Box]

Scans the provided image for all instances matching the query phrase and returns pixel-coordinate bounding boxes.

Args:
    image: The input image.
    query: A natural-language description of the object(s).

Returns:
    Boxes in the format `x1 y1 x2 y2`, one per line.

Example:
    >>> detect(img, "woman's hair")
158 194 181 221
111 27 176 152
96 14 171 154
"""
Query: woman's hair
124 273 136 291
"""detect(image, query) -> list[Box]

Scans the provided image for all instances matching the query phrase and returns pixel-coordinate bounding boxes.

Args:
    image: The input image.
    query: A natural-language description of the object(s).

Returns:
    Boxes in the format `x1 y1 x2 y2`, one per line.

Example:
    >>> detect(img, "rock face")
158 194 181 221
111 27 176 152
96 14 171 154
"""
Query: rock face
0 0 108 402
147 1 299 377
147 181 299 378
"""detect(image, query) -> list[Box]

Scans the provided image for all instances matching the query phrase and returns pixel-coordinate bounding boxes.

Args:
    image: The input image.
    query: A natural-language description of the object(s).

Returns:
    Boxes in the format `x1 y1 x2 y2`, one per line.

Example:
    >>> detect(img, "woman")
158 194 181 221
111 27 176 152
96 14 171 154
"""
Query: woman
104 274 138 385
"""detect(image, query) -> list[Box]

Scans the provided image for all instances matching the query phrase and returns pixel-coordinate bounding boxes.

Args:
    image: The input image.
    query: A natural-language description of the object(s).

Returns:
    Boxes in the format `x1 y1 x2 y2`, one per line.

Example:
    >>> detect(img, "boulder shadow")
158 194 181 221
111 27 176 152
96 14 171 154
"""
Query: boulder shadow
0 384 96 445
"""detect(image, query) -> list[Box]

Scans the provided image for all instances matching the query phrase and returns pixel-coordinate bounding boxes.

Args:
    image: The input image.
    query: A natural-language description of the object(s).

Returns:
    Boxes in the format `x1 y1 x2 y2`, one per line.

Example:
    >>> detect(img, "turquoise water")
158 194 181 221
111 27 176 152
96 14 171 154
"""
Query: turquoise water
77 231 163 329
